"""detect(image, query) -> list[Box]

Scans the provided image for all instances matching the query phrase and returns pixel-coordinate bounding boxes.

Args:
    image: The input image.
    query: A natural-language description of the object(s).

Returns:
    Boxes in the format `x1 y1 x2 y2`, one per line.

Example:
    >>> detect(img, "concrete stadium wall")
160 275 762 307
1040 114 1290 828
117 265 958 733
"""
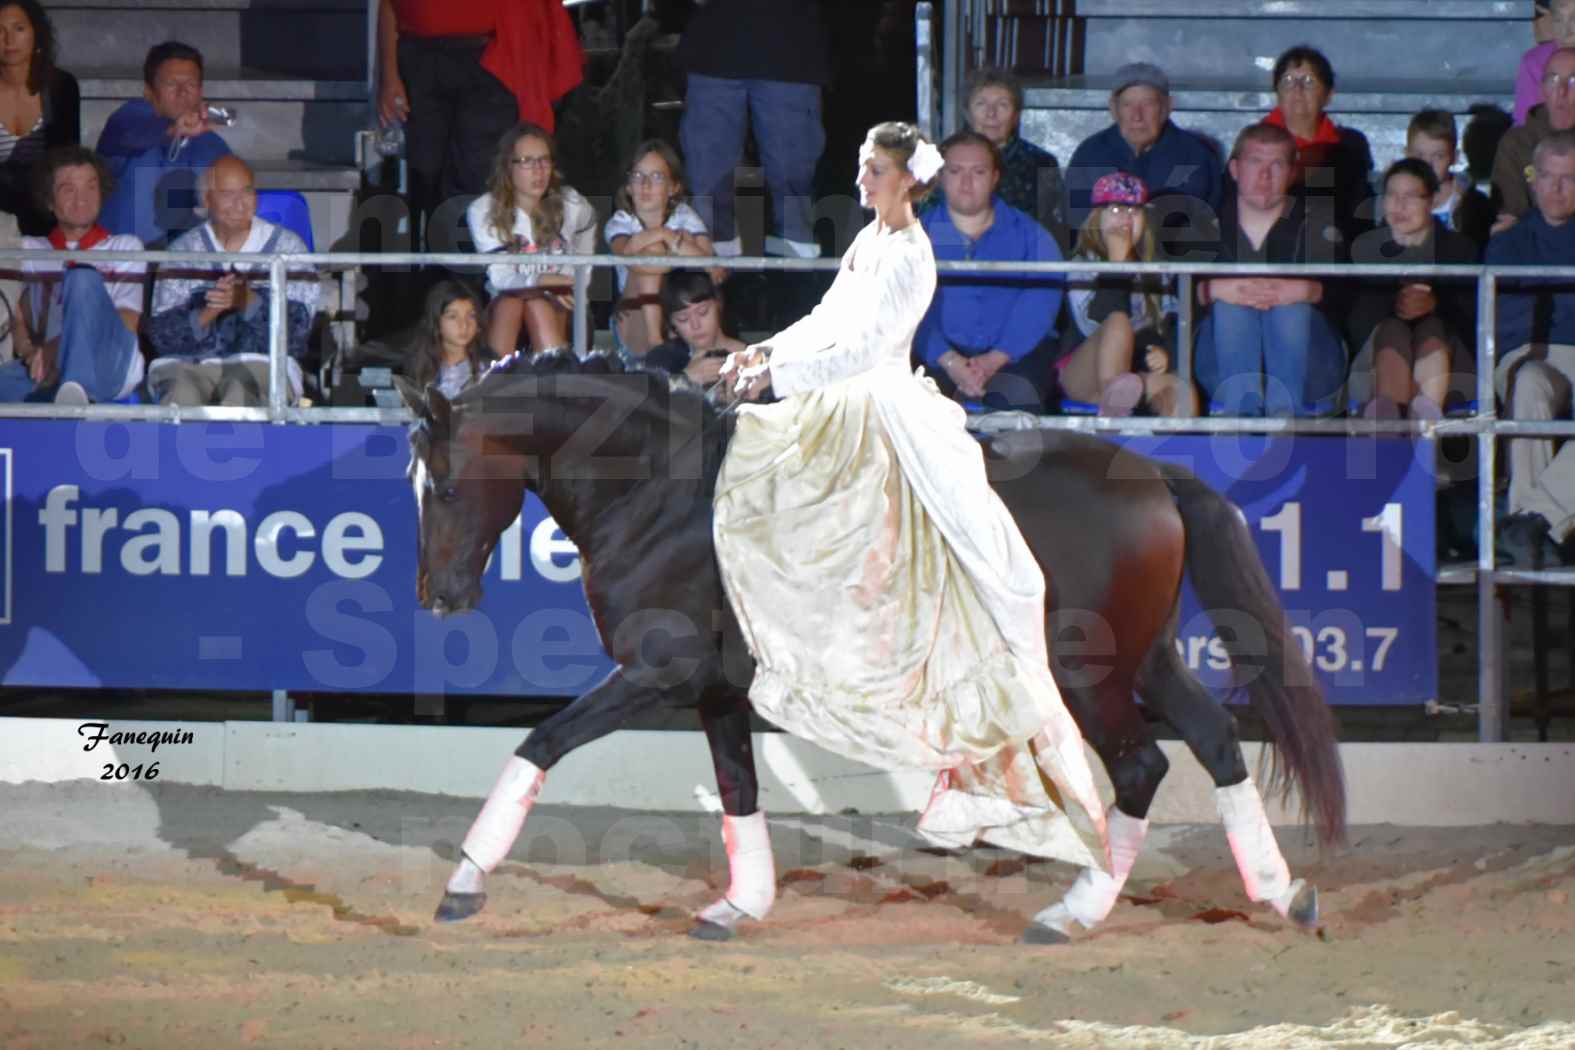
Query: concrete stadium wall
2 717 1571 826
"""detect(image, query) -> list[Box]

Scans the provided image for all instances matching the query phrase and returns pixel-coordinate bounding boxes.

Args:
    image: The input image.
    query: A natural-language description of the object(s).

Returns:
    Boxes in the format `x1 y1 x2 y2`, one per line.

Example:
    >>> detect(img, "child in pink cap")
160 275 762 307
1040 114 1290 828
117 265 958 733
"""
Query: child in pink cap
1056 172 1195 416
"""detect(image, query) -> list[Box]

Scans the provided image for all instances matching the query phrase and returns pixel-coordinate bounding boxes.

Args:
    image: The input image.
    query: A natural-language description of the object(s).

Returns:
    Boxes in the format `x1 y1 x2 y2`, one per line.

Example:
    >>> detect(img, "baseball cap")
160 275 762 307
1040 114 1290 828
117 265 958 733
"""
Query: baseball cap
1091 172 1150 207
1112 62 1170 98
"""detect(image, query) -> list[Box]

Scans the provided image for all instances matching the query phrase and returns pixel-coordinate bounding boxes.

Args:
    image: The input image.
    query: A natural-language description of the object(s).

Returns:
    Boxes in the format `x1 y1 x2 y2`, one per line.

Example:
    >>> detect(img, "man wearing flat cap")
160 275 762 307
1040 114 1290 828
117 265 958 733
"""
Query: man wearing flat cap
1065 62 1223 242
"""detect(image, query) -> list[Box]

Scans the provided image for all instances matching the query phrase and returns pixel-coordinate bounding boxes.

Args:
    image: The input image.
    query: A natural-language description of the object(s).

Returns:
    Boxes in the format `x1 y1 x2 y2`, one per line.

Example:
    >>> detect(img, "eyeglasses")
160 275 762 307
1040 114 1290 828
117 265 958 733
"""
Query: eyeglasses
1278 73 1324 92
510 155 552 170
1543 72 1575 93
628 171 669 186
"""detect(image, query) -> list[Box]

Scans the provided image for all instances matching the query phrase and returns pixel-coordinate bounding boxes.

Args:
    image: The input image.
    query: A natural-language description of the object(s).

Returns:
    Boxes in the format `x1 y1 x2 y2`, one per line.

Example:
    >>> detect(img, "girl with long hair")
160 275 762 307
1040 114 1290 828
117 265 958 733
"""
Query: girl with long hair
465 122 596 357
404 279 490 399
604 139 722 355
1058 172 1195 416
0 0 79 234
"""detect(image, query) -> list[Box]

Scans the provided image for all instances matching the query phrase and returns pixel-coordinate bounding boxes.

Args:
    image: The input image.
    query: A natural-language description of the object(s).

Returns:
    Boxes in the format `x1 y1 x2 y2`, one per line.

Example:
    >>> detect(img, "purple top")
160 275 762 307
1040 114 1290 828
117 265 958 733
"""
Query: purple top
1516 41 1558 125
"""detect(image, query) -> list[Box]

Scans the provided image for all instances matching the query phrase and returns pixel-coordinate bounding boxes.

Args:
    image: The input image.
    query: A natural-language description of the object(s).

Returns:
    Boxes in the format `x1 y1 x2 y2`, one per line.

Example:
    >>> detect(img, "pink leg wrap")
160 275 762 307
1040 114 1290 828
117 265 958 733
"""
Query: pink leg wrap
696 810 776 928
1216 777 1292 903
1031 805 1149 935
459 756 545 873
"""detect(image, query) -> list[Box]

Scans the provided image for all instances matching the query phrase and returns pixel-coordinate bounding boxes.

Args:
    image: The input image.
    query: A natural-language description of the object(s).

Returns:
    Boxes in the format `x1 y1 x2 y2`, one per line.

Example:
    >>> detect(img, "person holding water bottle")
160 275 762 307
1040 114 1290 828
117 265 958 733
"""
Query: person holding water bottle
96 41 231 247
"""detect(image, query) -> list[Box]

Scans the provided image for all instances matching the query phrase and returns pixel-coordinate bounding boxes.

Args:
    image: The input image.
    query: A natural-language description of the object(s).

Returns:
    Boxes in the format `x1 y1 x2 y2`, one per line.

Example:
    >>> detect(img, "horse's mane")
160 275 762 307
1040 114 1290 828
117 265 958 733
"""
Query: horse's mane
455 348 736 487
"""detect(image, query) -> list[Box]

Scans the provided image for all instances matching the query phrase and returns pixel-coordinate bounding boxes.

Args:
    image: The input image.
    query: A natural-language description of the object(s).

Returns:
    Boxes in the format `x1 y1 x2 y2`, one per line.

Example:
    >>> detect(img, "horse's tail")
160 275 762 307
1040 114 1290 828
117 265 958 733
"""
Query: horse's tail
1158 460 1348 849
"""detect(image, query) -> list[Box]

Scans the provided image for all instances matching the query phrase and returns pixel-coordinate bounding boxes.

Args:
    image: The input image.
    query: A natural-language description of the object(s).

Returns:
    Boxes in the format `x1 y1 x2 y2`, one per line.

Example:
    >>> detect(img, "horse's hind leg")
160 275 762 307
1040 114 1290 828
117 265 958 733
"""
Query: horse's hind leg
1135 641 1319 929
435 668 665 923
1025 679 1168 944
690 694 774 942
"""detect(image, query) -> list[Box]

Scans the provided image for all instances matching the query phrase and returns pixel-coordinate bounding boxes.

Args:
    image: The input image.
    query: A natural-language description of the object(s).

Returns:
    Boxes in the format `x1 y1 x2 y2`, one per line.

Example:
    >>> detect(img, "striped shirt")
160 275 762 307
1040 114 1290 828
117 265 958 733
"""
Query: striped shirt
0 112 44 168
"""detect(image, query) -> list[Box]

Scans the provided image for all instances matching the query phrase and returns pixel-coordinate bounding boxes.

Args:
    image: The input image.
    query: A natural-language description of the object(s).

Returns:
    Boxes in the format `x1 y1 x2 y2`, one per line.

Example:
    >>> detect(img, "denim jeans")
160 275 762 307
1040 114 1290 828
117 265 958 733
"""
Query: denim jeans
680 74 825 253
0 267 138 402
1195 302 1348 416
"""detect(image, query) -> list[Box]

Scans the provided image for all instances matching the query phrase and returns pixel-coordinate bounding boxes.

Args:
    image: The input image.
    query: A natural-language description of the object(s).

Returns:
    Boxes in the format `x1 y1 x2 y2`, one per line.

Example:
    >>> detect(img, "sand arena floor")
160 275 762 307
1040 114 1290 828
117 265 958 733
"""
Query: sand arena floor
2 780 1573 1049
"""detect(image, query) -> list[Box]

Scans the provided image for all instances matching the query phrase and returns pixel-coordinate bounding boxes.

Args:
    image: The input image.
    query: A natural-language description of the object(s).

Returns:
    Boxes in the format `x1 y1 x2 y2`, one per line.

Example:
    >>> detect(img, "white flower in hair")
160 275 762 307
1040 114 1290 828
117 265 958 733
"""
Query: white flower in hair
907 140 944 183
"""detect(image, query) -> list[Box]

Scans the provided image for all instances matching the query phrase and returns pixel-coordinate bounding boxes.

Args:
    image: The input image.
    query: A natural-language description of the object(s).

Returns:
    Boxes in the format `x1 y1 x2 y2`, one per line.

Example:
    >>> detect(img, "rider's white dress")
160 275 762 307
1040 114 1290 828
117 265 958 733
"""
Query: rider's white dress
713 219 1109 869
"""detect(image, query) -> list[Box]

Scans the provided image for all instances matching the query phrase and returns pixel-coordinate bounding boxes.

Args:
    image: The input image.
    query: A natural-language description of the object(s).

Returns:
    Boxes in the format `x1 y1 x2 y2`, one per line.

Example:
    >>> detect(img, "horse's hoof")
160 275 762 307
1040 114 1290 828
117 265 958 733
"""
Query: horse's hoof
1284 881 1319 929
1019 922 1071 946
688 919 734 942
434 891 486 923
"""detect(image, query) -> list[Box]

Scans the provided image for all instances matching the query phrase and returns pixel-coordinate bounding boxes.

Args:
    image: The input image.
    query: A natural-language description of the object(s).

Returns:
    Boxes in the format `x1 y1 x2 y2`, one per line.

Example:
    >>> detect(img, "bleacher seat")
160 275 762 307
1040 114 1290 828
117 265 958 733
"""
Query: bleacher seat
256 190 315 252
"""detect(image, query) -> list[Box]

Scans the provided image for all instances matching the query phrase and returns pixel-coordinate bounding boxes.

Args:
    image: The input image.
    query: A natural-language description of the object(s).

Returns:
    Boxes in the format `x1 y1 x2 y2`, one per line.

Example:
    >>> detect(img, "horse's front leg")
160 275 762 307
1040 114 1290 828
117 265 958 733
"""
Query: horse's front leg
690 693 773 941
1023 679 1166 945
1138 642 1319 929
434 667 666 922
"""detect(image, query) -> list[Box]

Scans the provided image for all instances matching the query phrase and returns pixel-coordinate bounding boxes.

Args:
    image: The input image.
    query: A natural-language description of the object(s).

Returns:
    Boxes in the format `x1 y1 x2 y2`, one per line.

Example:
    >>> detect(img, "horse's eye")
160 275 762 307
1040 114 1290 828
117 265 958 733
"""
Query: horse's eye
440 486 460 504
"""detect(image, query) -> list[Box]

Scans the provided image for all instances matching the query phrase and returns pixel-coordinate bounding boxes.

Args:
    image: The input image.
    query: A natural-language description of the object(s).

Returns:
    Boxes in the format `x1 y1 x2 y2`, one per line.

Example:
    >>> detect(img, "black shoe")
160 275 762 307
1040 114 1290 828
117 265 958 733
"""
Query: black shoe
1496 512 1562 568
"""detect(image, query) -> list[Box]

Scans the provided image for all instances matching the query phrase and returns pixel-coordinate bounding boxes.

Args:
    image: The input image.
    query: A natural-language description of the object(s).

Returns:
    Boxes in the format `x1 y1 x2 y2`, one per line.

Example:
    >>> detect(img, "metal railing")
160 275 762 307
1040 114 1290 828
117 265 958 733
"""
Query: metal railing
8 245 1575 743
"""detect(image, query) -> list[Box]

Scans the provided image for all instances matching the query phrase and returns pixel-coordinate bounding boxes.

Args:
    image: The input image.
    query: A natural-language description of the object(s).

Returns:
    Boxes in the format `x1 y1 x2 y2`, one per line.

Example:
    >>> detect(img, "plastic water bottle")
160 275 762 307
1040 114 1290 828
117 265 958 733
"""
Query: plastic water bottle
168 105 238 160
375 123 406 158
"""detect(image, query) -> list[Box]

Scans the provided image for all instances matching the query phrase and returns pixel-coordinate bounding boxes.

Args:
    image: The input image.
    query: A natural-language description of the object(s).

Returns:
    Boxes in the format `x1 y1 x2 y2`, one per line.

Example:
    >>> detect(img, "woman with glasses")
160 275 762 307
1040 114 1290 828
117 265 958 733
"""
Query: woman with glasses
466 122 596 358
1518 0 1575 125
1261 45 1374 241
604 139 721 356
1345 158 1480 420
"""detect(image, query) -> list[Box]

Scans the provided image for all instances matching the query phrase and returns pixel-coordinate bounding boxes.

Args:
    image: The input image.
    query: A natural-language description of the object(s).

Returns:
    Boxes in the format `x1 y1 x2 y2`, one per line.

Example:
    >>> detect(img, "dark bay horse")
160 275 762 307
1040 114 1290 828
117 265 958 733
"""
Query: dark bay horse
395 352 1344 943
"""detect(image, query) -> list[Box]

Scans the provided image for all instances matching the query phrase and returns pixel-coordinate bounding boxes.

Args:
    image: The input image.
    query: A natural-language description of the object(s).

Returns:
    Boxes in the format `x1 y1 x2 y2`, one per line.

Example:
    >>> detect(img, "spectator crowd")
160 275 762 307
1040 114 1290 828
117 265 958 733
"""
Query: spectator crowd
2 0 1574 564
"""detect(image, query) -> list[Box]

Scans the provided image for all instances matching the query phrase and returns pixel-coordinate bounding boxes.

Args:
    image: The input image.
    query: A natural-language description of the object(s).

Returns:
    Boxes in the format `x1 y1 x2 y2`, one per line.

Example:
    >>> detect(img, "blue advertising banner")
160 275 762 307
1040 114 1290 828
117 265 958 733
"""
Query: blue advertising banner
1 421 1435 704
1120 433 1437 706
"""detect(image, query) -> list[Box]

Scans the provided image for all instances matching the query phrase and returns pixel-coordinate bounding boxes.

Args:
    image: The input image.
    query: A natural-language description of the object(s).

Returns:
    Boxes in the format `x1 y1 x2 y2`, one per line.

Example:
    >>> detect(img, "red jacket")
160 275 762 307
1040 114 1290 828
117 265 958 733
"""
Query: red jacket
482 0 583 131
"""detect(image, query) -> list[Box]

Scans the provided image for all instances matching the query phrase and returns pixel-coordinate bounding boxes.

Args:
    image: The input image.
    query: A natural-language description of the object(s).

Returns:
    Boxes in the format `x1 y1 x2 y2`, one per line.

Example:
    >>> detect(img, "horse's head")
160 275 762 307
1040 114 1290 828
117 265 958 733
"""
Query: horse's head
396 376 529 616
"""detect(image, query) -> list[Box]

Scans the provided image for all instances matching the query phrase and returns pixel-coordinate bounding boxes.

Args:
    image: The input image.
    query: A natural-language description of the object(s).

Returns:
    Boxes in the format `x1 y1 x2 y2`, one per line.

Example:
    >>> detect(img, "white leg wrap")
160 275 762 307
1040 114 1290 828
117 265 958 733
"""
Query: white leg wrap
1216 777 1292 904
697 810 776 928
457 756 545 875
1032 806 1148 935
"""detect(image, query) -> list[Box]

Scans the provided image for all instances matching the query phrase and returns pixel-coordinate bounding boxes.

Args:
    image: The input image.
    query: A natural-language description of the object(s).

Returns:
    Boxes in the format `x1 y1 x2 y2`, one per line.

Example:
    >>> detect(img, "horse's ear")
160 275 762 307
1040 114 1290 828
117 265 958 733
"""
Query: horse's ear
393 376 429 421
428 385 454 433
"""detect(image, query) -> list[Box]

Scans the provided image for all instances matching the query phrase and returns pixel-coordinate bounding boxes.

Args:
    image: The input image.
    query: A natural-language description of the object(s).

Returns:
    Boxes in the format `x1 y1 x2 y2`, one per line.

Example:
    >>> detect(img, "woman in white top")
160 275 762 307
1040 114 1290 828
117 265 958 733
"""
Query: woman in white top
604 139 722 355
703 124 1109 934
466 123 596 358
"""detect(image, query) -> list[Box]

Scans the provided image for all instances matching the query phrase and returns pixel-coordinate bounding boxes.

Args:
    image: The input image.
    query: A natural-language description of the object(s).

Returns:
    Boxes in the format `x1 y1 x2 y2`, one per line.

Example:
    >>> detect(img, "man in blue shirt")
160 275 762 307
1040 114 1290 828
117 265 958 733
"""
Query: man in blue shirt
1065 62 1222 253
97 41 231 247
1490 131 1575 566
917 130 1063 412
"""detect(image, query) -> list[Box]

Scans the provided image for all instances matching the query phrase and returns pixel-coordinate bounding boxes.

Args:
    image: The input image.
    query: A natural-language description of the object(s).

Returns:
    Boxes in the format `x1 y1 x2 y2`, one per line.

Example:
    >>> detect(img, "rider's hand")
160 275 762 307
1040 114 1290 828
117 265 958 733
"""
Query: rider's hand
720 346 770 400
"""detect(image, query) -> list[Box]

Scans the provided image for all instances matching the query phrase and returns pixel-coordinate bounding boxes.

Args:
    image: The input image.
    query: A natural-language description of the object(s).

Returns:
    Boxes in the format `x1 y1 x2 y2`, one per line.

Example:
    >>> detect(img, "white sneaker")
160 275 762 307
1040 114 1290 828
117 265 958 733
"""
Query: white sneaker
54 381 89 406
